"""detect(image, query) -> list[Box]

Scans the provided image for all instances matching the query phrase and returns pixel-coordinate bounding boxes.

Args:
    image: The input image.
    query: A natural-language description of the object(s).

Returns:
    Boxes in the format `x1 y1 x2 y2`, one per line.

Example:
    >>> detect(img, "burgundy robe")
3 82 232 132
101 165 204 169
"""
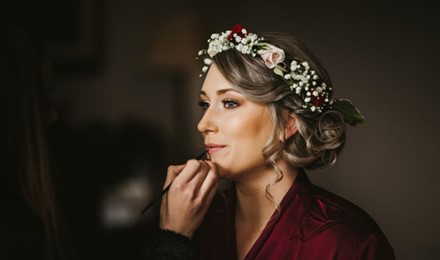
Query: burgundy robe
193 171 395 259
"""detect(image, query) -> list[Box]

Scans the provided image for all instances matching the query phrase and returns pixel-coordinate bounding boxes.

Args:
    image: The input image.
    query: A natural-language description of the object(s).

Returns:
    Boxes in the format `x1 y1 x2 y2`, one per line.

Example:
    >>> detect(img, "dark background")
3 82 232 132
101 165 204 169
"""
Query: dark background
8 0 440 259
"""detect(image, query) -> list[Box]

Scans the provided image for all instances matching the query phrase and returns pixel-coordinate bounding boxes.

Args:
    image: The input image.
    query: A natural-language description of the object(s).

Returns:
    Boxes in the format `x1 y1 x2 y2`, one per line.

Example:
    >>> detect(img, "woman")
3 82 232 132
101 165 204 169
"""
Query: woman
147 25 394 259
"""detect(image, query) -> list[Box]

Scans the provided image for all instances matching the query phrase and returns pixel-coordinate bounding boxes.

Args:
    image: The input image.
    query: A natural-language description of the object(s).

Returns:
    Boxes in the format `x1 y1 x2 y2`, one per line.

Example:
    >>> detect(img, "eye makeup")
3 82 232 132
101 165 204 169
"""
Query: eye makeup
222 99 240 109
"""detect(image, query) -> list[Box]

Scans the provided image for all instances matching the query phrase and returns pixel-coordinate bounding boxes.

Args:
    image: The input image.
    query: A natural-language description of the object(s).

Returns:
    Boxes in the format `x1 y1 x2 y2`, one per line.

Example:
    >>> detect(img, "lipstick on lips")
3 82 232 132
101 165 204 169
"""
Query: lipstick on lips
205 143 225 154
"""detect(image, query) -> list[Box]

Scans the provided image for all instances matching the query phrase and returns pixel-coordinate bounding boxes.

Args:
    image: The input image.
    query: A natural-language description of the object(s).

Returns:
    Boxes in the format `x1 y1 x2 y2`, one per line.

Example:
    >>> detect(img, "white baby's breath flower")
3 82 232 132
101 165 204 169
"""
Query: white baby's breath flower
302 62 310 71
290 61 298 71
241 45 250 54
197 25 333 114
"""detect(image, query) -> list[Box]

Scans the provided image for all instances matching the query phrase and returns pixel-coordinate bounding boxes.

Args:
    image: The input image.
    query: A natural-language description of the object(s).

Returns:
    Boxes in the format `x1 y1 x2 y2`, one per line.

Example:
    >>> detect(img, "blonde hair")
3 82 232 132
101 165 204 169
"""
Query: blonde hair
212 31 346 203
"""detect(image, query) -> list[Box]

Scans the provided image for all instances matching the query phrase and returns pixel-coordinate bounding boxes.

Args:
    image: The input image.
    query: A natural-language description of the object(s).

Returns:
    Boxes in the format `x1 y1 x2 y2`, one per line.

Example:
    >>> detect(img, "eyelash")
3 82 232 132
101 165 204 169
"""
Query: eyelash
222 99 239 108
198 100 209 111
197 99 240 110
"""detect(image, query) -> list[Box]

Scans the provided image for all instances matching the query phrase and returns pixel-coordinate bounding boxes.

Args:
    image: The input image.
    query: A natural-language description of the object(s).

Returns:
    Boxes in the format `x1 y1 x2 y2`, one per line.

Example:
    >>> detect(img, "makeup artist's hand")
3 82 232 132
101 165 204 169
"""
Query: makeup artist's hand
159 159 218 238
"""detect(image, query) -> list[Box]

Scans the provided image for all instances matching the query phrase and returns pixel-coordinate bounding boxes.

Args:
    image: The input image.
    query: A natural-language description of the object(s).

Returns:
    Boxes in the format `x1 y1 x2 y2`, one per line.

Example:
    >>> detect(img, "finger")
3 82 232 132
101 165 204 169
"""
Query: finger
185 160 210 191
164 164 185 188
199 161 218 198
174 159 206 184
159 183 170 214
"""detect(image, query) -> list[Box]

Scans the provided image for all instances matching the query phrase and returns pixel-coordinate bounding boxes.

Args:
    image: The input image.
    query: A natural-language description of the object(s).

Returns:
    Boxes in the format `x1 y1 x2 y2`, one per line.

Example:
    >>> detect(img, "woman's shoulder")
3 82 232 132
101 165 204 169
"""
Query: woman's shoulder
298 179 387 242
295 180 395 258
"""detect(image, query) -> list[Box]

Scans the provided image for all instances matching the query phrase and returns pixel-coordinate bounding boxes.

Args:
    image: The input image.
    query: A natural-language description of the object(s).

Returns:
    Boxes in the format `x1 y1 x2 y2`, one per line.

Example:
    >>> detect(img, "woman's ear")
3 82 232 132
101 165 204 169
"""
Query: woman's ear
284 112 298 140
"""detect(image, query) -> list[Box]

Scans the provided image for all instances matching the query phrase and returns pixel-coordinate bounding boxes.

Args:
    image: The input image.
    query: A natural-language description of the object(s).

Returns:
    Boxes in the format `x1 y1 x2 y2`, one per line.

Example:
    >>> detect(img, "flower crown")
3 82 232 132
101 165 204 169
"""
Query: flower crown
197 24 365 126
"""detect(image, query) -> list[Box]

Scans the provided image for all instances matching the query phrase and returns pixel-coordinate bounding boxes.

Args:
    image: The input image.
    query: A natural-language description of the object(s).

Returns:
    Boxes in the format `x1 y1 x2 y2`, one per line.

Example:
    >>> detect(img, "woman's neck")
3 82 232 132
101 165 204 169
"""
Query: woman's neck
234 160 298 224
234 161 298 259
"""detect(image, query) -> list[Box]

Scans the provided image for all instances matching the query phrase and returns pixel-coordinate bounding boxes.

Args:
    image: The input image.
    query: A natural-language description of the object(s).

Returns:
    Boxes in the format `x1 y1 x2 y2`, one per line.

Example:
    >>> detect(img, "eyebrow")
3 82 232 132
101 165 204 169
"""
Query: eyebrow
200 88 240 96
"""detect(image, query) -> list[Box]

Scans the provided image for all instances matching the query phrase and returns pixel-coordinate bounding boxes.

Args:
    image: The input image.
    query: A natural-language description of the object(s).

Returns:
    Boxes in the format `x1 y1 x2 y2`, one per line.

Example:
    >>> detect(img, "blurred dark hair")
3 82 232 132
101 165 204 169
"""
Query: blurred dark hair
0 22 68 260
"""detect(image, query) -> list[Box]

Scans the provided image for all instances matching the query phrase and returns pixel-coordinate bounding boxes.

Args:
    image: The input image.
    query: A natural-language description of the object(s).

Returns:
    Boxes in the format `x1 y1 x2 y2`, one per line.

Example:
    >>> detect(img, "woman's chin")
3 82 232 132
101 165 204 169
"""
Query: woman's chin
212 164 230 179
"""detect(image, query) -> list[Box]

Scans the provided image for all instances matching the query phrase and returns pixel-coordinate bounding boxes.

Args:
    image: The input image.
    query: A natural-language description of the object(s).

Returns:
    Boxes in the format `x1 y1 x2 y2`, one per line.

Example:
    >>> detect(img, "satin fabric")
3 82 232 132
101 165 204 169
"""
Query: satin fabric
193 171 395 260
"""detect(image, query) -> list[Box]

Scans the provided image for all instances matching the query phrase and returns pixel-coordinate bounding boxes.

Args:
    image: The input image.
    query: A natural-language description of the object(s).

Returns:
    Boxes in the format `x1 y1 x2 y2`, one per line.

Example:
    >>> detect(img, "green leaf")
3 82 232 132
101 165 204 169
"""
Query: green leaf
332 99 366 126
273 67 285 77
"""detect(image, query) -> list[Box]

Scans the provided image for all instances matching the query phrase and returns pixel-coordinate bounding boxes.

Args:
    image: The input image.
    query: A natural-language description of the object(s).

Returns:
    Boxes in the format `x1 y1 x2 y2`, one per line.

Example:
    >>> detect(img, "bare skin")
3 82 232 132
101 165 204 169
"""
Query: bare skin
234 160 298 259
197 64 300 259
159 63 299 258
159 159 218 238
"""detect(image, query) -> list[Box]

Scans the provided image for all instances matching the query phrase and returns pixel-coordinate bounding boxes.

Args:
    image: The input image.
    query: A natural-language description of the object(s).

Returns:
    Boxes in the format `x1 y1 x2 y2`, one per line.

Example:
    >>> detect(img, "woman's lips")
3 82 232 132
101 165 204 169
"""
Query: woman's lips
205 144 225 153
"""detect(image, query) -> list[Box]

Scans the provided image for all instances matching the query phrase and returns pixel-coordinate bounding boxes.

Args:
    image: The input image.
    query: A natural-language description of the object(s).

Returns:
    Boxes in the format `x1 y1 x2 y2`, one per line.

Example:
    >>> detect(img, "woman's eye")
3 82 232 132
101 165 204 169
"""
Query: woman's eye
198 100 210 110
222 99 239 109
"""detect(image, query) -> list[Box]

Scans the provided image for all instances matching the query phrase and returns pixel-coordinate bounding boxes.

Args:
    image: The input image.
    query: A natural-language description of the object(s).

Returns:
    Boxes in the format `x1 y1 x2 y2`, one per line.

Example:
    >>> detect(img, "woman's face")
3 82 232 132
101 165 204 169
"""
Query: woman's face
198 64 274 180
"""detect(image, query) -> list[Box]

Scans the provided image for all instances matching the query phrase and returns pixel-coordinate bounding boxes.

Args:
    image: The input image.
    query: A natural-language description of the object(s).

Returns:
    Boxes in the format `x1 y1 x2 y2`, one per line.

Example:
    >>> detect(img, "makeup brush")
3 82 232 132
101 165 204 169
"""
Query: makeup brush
141 149 208 214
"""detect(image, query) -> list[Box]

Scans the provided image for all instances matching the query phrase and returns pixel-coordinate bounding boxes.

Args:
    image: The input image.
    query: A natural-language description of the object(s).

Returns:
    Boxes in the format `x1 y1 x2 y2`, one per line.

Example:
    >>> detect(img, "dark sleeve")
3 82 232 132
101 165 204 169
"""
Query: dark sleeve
354 232 396 260
143 229 197 260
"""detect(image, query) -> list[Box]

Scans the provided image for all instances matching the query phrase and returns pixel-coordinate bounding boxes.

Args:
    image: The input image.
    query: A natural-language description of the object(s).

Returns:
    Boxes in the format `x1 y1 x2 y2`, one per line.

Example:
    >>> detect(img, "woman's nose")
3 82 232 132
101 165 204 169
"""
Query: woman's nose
197 107 217 134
